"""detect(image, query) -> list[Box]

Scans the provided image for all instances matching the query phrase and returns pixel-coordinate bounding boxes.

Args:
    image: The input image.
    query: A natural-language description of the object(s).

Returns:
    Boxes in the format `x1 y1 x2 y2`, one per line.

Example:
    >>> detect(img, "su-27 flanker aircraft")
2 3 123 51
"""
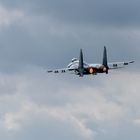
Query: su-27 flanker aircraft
47 47 134 77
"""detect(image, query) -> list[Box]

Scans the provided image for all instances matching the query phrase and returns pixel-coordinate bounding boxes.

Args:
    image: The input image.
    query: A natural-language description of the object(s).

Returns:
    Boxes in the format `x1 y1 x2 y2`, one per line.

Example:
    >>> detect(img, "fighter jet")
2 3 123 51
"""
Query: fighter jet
47 47 134 77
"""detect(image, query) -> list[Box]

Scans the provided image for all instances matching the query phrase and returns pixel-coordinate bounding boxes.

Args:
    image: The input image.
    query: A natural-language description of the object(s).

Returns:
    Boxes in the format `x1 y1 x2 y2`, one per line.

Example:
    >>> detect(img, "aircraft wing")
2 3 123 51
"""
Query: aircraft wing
108 61 134 69
47 67 77 74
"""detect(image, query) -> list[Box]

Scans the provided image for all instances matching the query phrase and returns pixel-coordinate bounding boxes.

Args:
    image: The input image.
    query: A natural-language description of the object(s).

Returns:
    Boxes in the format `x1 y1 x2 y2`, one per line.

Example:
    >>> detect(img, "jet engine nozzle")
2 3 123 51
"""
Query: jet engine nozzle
103 66 108 74
88 67 96 74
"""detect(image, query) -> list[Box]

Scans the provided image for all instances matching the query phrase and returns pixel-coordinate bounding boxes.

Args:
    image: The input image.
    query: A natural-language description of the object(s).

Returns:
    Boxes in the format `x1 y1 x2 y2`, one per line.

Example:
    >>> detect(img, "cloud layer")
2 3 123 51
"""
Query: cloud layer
0 67 140 140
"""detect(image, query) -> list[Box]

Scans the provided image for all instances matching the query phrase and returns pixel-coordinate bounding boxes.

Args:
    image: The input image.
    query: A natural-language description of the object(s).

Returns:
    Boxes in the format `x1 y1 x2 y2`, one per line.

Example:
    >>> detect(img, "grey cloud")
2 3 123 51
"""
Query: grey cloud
0 20 138 73
8 114 88 140
0 67 140 140
1 0 140 27
0 2 138 74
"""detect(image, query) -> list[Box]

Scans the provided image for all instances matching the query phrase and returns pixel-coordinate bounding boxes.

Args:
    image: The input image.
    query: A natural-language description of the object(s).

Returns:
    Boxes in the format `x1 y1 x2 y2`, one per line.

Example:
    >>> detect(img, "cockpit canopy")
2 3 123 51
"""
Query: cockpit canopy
71 58 78 62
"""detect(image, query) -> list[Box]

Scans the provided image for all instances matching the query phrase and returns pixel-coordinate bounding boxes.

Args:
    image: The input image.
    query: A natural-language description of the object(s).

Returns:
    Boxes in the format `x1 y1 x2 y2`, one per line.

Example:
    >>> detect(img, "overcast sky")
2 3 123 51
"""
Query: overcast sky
0 0 140 140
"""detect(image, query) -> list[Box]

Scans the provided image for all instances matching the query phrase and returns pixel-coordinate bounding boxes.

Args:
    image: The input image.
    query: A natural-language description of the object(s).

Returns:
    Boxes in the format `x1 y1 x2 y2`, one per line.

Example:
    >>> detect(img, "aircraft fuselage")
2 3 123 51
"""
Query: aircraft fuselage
67 60 107 75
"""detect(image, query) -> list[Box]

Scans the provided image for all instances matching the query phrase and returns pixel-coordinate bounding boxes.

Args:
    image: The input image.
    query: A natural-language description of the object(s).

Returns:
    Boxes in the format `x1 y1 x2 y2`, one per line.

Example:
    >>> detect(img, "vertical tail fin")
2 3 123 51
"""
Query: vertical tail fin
78 49 84 77
102 46 108 67
102 46 109 74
